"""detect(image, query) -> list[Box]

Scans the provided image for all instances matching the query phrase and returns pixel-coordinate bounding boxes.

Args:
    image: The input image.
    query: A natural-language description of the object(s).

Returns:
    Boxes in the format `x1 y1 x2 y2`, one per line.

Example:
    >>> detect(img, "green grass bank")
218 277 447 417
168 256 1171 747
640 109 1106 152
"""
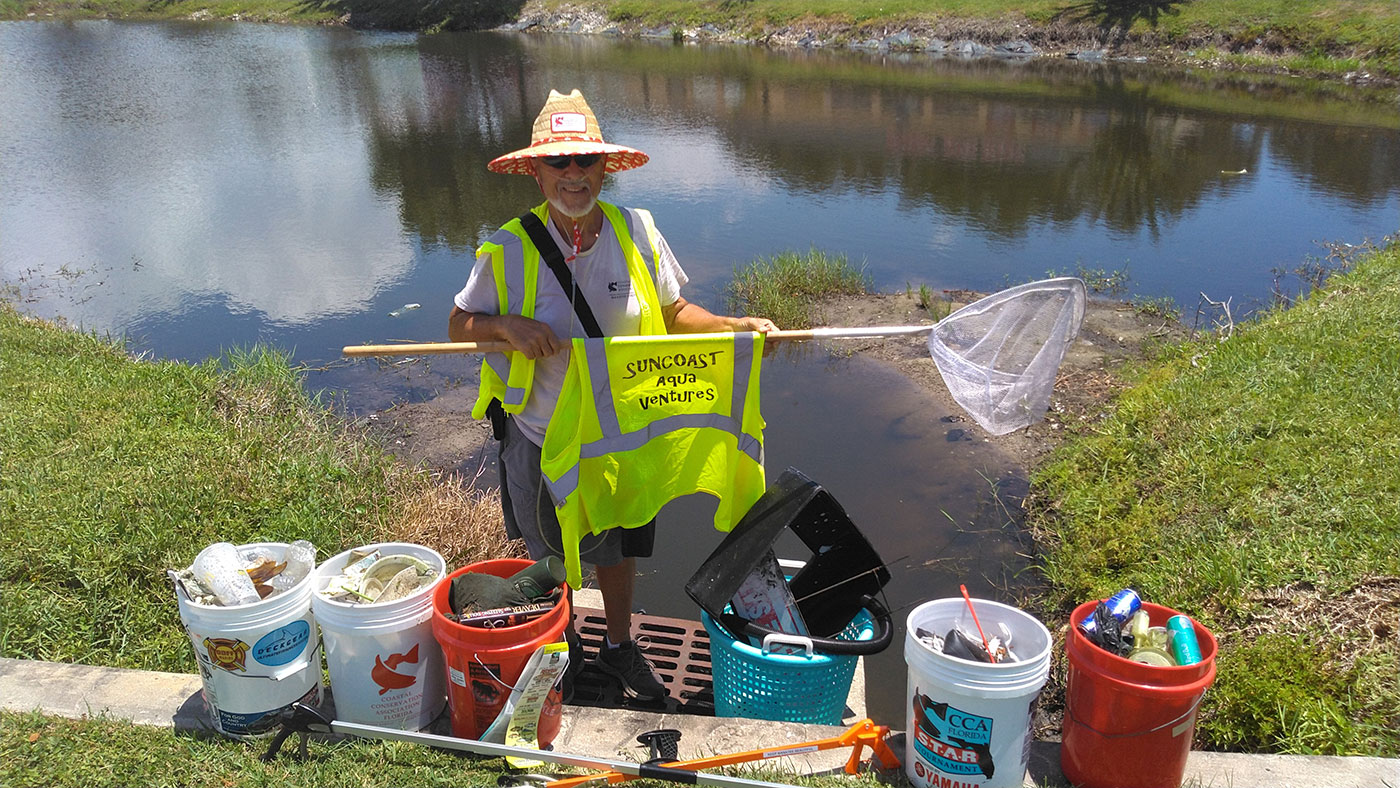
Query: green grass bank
1028 240 1400 755
2 0 1395 82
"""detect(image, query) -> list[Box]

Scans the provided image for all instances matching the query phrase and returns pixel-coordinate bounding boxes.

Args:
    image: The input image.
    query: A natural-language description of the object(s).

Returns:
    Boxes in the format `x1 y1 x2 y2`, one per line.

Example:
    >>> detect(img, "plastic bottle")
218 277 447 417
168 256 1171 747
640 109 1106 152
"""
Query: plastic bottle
192 542 260 606
507 556 566 600
269 540 317 592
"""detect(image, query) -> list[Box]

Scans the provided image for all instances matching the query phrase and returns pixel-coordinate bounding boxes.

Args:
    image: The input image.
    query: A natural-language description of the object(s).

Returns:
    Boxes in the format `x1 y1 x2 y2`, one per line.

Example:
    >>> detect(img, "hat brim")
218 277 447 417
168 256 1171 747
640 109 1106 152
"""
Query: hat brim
488 142 649 175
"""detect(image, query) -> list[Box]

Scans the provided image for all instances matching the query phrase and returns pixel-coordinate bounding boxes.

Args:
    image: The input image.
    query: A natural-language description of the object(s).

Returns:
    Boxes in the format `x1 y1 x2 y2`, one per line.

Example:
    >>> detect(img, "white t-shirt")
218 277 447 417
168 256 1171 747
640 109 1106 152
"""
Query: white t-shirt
454 213 689 445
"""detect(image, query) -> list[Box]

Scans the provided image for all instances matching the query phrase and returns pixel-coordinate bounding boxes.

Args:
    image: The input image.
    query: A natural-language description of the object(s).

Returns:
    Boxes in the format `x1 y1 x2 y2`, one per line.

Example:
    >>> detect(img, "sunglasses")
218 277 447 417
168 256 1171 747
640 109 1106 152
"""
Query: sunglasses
539 153 602 170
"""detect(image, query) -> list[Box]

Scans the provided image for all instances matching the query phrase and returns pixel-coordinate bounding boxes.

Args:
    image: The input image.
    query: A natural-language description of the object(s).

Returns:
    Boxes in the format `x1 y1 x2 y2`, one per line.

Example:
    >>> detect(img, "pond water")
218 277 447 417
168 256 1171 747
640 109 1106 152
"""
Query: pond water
3 20 1397 724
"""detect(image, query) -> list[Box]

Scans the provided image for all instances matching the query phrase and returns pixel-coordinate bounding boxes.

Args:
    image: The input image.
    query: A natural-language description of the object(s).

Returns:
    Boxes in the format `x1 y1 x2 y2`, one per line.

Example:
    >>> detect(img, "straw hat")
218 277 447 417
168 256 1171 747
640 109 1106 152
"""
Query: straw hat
488 89 649 175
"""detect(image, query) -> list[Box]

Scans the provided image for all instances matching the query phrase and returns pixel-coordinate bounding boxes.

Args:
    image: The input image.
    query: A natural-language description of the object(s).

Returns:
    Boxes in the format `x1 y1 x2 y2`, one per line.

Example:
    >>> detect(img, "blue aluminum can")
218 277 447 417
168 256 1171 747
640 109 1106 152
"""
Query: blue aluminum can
1077 588 1142 636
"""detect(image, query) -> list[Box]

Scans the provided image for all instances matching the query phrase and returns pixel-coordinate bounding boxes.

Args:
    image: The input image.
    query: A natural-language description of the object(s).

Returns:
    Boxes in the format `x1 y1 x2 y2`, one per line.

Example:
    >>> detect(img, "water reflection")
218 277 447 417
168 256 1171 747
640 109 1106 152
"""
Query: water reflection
4 23 1396 356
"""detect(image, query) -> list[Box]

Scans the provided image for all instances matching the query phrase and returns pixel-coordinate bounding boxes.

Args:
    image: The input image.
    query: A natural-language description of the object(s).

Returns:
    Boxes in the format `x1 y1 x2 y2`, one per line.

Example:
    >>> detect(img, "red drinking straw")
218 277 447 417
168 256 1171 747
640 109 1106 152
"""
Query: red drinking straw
959 584 998 663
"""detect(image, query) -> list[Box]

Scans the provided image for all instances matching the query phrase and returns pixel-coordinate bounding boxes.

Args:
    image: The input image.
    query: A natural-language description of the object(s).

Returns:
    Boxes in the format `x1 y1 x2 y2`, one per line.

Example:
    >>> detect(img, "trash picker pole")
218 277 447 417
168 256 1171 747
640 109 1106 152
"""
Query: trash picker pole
340 325 934 358
544 718 901 788
261 703 794 788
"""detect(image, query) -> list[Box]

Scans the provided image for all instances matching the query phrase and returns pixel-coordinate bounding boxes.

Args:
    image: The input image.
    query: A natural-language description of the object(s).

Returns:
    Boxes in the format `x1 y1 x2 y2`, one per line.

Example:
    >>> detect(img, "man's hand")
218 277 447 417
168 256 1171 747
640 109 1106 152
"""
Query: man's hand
449 307 566 359
498 314 567 359
729 316 778 335
663 296 780 335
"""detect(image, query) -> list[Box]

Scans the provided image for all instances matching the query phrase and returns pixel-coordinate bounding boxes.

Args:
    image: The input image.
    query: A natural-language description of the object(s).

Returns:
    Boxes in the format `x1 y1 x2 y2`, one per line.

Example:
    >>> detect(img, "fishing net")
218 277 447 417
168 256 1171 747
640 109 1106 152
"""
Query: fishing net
928 277 1087 435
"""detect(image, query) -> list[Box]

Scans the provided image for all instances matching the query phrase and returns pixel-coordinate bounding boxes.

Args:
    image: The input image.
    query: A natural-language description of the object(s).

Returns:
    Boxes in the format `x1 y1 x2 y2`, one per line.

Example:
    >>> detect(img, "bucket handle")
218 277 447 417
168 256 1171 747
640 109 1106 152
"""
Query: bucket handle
735 595 895 656
760 633 815 657
1066 692 1206 739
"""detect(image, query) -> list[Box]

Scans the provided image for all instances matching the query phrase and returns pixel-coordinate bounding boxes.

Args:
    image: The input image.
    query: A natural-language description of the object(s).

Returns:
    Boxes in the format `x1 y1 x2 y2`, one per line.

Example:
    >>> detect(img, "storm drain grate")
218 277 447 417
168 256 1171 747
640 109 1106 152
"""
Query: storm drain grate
569 606 716 715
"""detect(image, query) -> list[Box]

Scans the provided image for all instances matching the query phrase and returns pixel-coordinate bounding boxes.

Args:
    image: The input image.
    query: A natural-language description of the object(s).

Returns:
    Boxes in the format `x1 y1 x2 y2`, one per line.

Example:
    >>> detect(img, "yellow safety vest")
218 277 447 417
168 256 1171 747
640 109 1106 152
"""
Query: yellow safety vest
470 201 669 419
541 333 767 587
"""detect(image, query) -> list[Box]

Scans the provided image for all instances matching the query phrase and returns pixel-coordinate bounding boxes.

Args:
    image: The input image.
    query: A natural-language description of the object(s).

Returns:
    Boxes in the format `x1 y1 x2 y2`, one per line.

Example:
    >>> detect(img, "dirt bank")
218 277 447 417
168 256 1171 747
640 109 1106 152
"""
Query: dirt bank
375 291 1188 481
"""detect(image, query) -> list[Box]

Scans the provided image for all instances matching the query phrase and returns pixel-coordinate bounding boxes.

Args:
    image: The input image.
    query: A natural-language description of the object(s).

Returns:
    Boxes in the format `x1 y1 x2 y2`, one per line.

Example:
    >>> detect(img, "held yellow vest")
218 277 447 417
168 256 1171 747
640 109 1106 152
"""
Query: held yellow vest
470 201 669 420
541 333 767 587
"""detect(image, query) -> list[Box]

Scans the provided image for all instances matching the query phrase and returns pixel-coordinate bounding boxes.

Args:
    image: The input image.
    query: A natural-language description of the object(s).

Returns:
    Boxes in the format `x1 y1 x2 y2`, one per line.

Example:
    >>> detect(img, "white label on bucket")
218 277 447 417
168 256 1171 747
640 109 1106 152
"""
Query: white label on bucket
450 666 466 687
911 693 995 779
1172 718 1194 738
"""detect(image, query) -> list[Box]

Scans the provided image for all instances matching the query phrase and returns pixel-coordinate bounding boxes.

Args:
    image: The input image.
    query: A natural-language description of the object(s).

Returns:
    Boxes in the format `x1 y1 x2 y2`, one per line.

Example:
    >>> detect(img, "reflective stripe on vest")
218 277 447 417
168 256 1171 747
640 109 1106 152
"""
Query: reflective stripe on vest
470 201 667 420
541 332 767 587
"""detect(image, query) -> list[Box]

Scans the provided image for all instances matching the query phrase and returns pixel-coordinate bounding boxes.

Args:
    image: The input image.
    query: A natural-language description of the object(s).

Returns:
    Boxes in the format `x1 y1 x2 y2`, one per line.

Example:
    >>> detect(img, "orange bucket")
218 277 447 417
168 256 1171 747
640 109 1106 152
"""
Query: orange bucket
1060 601 1217 788
431 558 570 743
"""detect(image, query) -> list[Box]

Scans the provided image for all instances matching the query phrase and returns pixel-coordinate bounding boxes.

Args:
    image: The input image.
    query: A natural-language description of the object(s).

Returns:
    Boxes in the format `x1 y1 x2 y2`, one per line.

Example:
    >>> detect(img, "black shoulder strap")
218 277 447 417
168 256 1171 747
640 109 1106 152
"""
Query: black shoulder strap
518 211 603 339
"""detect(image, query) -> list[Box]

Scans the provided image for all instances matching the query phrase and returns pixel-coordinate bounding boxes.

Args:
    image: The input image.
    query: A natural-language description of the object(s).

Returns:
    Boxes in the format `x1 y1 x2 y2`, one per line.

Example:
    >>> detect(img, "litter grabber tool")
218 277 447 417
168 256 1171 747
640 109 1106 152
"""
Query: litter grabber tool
542 718 901 788
261 702 798 788
342 325 936 357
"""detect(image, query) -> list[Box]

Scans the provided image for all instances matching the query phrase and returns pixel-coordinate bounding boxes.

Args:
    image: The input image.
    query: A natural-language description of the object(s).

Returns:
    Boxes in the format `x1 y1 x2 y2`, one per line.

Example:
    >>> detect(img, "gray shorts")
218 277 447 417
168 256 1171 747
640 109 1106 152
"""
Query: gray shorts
497 416 654 568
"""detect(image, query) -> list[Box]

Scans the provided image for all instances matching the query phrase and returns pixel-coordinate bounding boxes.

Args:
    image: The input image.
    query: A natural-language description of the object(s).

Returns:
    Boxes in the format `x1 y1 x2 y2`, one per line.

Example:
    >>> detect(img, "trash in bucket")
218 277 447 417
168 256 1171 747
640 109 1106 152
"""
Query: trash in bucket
173 539 317 607
445 556 566 621
1072 588 1208 668
173 541 323 739
904 597 1052 788
310 542 447 731
316 545 440 604
431 559 571 743
1060 598 1217 788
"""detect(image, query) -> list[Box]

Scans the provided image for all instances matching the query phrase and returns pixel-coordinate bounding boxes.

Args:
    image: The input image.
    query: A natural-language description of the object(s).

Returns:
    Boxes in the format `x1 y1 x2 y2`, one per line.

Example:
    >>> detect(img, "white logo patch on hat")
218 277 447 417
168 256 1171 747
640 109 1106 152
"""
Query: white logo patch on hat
550 112 587 134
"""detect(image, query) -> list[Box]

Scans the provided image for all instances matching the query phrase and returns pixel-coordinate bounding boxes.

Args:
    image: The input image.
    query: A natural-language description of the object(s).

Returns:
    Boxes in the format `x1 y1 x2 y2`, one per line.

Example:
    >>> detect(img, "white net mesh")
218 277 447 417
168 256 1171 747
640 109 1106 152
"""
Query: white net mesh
928 277 1087 435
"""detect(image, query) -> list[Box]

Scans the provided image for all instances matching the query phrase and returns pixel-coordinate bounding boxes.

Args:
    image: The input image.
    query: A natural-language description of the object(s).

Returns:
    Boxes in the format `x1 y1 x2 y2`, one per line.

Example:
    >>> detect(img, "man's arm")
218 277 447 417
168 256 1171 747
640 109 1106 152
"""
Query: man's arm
661 296 778 335
448 306 567 359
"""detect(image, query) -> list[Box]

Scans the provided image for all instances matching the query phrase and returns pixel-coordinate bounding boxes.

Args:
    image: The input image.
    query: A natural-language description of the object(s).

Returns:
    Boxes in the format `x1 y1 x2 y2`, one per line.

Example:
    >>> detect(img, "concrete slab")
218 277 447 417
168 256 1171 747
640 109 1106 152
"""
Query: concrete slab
3 654 1396 787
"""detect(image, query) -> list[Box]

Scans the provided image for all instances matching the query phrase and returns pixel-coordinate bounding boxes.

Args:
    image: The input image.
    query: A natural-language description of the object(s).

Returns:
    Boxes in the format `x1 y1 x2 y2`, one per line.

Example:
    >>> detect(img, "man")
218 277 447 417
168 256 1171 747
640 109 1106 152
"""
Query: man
449 89 776 701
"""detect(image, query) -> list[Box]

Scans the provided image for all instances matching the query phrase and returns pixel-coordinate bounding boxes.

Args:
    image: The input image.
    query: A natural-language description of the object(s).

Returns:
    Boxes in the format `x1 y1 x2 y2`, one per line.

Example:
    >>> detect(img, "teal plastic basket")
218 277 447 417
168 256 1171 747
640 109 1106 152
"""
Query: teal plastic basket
702 607 876 724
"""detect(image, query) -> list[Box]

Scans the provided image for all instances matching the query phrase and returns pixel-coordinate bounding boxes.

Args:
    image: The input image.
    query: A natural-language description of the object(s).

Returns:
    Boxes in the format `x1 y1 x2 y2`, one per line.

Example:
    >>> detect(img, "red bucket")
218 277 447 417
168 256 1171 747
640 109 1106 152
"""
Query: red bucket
431 559 571 743
1061 601 1217 788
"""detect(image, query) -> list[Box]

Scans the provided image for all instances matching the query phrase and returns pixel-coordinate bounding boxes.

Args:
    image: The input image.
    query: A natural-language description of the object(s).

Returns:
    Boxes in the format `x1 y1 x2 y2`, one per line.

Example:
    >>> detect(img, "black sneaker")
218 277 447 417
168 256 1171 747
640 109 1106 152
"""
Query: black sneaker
595 640 667 701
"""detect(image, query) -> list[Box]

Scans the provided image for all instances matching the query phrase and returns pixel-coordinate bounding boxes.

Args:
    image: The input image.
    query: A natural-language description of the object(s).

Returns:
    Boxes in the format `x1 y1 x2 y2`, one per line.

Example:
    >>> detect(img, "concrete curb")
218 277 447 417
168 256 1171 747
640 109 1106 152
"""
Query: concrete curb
3 656 1396 787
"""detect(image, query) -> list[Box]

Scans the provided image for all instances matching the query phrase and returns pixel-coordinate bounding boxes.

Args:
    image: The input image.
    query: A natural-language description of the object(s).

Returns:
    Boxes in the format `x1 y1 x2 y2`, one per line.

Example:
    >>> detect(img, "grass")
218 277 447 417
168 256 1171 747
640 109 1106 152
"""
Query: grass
2 0 1394 79
1026 240 1400 754
725 247 871 330
0 303 513 674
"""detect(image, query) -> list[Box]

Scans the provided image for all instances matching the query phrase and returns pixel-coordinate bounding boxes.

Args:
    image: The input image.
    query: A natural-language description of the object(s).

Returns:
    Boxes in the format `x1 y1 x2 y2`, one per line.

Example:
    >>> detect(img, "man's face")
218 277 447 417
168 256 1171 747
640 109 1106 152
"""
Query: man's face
532 153 606 220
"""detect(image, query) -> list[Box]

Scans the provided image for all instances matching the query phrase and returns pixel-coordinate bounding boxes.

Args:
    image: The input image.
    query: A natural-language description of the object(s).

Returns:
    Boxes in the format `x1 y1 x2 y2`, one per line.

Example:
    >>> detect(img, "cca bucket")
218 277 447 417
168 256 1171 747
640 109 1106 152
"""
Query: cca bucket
175 542 322 740
1061 601 1217 788
431 558 571 743
311 542 447 730
904 598 1052 788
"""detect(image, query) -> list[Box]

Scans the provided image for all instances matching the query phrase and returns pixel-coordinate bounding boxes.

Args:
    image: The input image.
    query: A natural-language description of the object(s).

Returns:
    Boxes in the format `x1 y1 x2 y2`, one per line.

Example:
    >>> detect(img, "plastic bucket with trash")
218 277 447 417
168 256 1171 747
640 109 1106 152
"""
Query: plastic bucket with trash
431 557 571 745
903 595 1052 788
1060 590 1218 788
311 542 446 730
171 540 322 739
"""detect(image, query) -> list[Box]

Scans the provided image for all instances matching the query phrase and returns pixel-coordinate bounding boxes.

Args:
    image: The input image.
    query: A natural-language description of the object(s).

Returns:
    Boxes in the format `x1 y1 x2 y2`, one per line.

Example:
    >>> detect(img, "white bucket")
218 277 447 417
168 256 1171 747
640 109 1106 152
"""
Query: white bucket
311 542 447 730
904 598 1052 788
175 542 322 740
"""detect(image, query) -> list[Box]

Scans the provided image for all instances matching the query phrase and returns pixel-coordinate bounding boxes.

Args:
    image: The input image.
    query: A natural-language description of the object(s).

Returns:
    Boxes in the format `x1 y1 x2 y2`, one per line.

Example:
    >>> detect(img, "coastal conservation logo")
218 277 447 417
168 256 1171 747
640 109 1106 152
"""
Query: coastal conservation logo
911 690 996 784
202 636 250 672
371 644 421 695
